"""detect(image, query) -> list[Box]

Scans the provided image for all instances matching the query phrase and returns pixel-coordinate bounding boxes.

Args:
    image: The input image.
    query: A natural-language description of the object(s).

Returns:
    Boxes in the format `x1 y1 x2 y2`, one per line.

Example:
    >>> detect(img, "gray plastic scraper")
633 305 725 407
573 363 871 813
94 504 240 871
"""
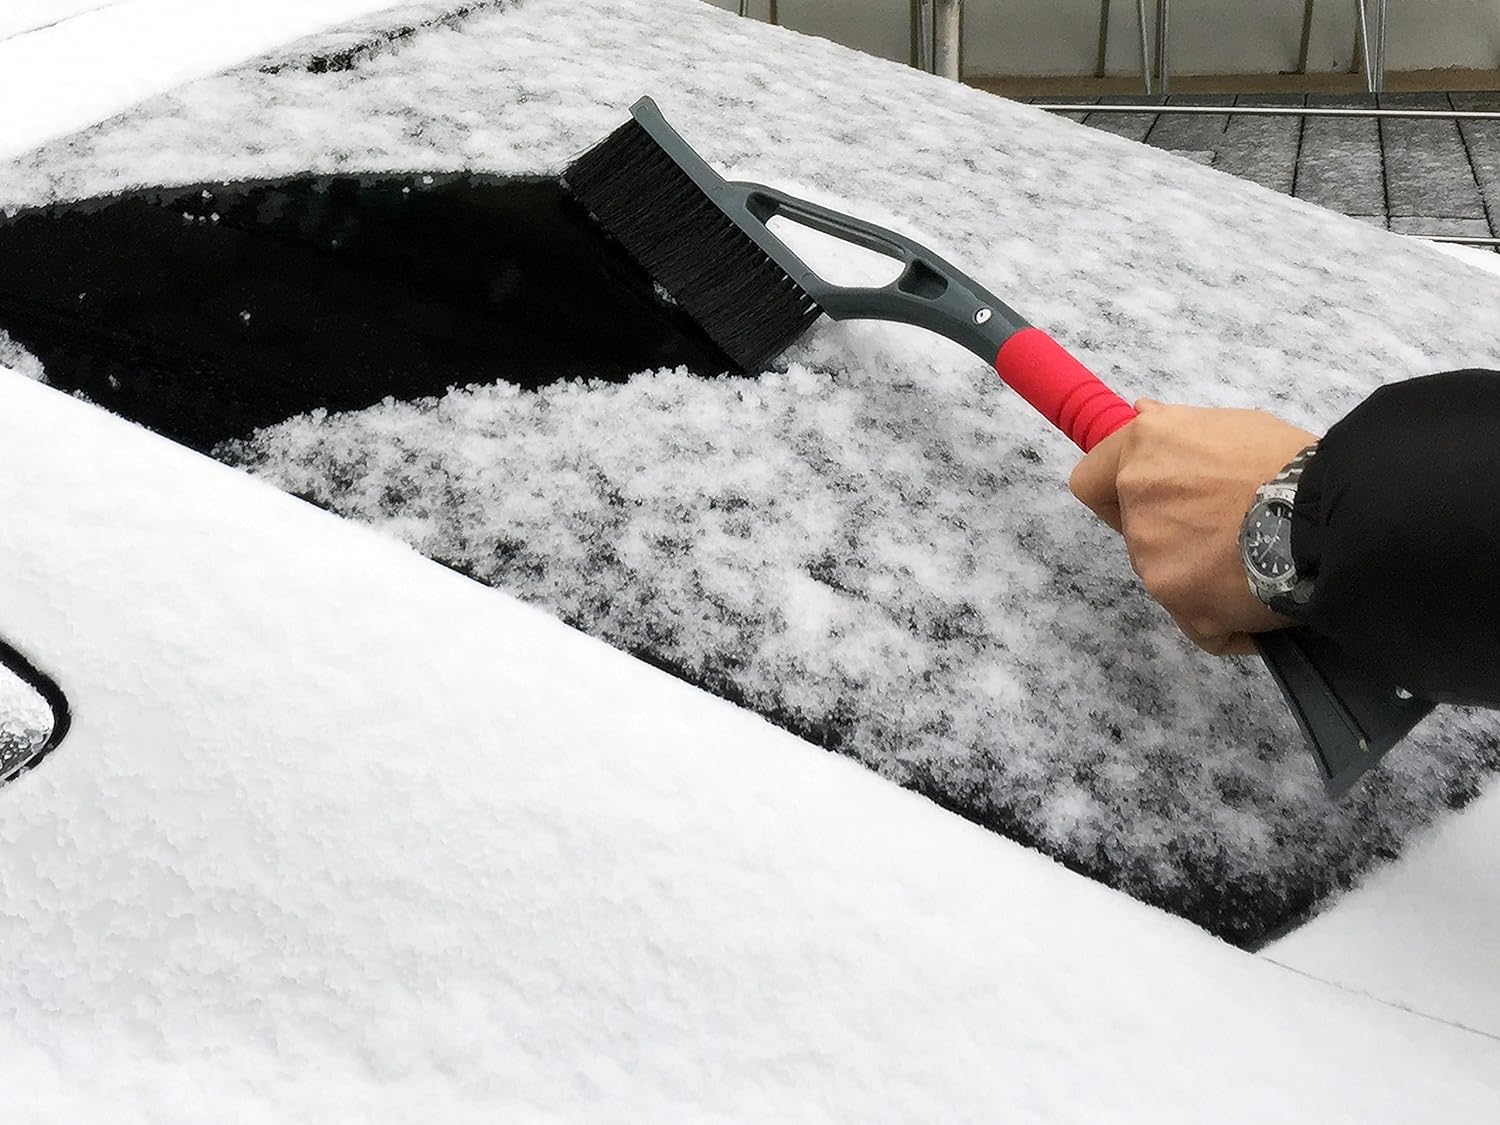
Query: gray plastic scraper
1254 630 1436 797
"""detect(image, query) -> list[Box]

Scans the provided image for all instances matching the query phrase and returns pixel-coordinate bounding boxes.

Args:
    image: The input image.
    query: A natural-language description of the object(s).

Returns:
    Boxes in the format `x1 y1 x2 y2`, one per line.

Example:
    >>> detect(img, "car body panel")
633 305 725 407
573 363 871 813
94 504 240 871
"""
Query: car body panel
3 364 1498 1117
1 2 1498 1110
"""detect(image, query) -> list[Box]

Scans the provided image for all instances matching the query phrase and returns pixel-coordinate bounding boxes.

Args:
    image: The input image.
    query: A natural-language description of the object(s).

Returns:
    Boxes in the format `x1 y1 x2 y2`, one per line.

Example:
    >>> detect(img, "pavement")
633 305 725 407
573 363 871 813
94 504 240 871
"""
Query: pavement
1032 92 1500 249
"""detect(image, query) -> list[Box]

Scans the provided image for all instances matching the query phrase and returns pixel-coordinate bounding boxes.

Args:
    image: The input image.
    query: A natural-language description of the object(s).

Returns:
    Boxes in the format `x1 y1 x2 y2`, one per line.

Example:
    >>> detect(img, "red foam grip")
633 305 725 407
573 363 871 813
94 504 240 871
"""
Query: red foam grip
994 328 1138 452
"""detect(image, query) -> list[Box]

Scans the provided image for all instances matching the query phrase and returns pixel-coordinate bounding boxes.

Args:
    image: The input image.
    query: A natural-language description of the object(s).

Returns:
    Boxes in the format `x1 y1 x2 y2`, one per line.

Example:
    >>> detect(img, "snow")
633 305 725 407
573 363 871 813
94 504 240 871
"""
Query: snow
0 0 121 42
0 0 412 161
3 364 1500 1120
1267 781 1500 1038
0 0 1498 951
1426 237 1500 277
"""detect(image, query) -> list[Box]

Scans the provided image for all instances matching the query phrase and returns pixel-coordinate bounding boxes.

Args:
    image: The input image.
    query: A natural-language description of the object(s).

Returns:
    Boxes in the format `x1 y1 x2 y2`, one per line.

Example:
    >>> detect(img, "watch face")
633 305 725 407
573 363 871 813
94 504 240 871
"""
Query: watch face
1243 499 1296 581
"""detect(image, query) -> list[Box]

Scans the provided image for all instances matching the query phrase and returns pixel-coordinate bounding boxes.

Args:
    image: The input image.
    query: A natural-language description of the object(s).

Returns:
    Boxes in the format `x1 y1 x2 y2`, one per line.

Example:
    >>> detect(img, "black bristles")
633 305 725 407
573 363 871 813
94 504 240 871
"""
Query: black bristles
563 120 823 374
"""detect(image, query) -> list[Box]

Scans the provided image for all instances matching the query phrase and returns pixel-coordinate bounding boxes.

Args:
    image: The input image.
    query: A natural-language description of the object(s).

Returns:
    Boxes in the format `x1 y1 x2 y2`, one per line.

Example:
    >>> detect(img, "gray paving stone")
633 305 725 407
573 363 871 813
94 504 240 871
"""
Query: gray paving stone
1379 93 1485 219
1389 216 1491 237
1214 94 1303 195
1294 94 1384 218
1448 92 1500 109
1029 95 1095 124
1145 95 1230 153
1083 94 1163 143
1063 87 1498 244
1451 91 1500 225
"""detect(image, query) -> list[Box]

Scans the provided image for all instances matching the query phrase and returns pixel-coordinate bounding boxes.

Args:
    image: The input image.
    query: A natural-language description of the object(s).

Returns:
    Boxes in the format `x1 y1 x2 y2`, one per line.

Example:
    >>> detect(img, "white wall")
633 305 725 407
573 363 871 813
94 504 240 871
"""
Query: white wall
710 1 1500 77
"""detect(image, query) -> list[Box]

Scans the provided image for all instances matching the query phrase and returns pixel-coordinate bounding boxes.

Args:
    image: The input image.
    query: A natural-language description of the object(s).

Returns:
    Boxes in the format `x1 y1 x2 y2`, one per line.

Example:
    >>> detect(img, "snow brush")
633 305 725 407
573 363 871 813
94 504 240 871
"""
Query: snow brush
563 96 1434 797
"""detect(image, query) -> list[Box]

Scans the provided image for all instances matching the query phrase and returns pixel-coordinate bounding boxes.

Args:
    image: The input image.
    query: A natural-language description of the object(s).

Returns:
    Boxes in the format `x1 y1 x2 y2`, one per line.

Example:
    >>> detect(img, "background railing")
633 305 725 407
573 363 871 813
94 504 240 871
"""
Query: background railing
1038 100 1500 246
909 0 964 80
745 1 1413 95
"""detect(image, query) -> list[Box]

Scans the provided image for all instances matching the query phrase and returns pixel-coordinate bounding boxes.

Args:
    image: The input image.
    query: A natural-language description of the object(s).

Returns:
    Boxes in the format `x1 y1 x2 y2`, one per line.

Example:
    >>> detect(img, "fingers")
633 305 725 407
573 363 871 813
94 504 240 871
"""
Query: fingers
1068 424 1130 533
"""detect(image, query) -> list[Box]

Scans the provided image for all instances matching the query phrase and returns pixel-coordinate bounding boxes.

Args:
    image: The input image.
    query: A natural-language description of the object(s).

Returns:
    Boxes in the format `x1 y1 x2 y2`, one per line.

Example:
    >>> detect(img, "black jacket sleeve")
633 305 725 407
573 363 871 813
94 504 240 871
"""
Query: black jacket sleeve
1291 369 1500 707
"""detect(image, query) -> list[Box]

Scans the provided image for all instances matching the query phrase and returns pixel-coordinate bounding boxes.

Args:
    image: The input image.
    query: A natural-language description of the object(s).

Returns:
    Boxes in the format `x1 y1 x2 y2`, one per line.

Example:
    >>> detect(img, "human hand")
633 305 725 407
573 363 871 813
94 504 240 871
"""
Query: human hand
1068 400 1319 655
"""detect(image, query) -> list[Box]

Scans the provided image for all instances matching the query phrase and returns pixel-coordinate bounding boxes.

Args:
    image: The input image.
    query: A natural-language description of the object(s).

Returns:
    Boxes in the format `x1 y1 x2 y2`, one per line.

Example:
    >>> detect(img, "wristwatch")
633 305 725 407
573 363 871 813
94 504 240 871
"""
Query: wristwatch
1239 442 1319 615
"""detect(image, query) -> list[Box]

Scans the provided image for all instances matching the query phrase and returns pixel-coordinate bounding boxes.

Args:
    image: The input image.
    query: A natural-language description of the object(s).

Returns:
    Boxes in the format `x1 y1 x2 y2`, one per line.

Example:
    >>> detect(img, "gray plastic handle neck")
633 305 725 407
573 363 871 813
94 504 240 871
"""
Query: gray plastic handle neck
629 96 1029 360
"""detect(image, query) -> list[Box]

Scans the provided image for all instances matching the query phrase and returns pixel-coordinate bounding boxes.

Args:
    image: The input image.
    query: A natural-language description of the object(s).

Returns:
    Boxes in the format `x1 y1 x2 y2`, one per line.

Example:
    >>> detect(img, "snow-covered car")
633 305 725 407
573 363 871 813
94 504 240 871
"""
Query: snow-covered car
1 1 1498 1119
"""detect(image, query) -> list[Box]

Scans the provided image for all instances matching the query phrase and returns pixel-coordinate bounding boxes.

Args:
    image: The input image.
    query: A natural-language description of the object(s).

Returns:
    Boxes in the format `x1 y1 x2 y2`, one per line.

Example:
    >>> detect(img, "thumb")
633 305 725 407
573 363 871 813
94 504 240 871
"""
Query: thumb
1068 423 1129 533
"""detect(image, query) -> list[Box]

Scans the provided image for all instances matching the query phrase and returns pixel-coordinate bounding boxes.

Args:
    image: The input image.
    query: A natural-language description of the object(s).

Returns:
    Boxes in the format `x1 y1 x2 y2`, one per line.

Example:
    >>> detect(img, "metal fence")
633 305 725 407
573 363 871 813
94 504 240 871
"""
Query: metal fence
1040 104 1500 121
835 1 1399 95
740 5 1494 247
909 0 964 80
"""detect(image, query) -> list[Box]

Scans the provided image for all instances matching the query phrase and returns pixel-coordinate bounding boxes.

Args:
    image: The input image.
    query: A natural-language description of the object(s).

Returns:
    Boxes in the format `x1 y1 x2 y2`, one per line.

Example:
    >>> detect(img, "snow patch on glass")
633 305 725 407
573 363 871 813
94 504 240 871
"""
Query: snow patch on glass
0 328 44 382
219 334 1499 944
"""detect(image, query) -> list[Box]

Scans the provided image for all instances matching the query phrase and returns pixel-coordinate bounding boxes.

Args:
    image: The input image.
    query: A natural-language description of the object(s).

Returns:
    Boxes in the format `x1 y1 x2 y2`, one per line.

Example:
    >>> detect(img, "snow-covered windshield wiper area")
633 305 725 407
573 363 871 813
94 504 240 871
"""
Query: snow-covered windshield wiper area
0 174 731 451
0 641 67 788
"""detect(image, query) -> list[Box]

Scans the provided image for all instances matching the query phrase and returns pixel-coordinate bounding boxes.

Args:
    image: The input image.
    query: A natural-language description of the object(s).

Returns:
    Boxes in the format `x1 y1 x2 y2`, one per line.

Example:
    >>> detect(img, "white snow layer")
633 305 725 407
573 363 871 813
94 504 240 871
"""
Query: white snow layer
1426 237 1500 277
0 0 413 161
1270 781 1500 1038
0 0 119 42
2 0 1499 946
3 365 1500 1121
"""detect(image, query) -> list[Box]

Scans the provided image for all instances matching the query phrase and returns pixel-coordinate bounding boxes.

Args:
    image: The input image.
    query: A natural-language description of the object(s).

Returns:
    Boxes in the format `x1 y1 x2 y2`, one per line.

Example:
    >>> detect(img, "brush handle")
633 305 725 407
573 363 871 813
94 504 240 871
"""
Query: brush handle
994 328 1138 452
